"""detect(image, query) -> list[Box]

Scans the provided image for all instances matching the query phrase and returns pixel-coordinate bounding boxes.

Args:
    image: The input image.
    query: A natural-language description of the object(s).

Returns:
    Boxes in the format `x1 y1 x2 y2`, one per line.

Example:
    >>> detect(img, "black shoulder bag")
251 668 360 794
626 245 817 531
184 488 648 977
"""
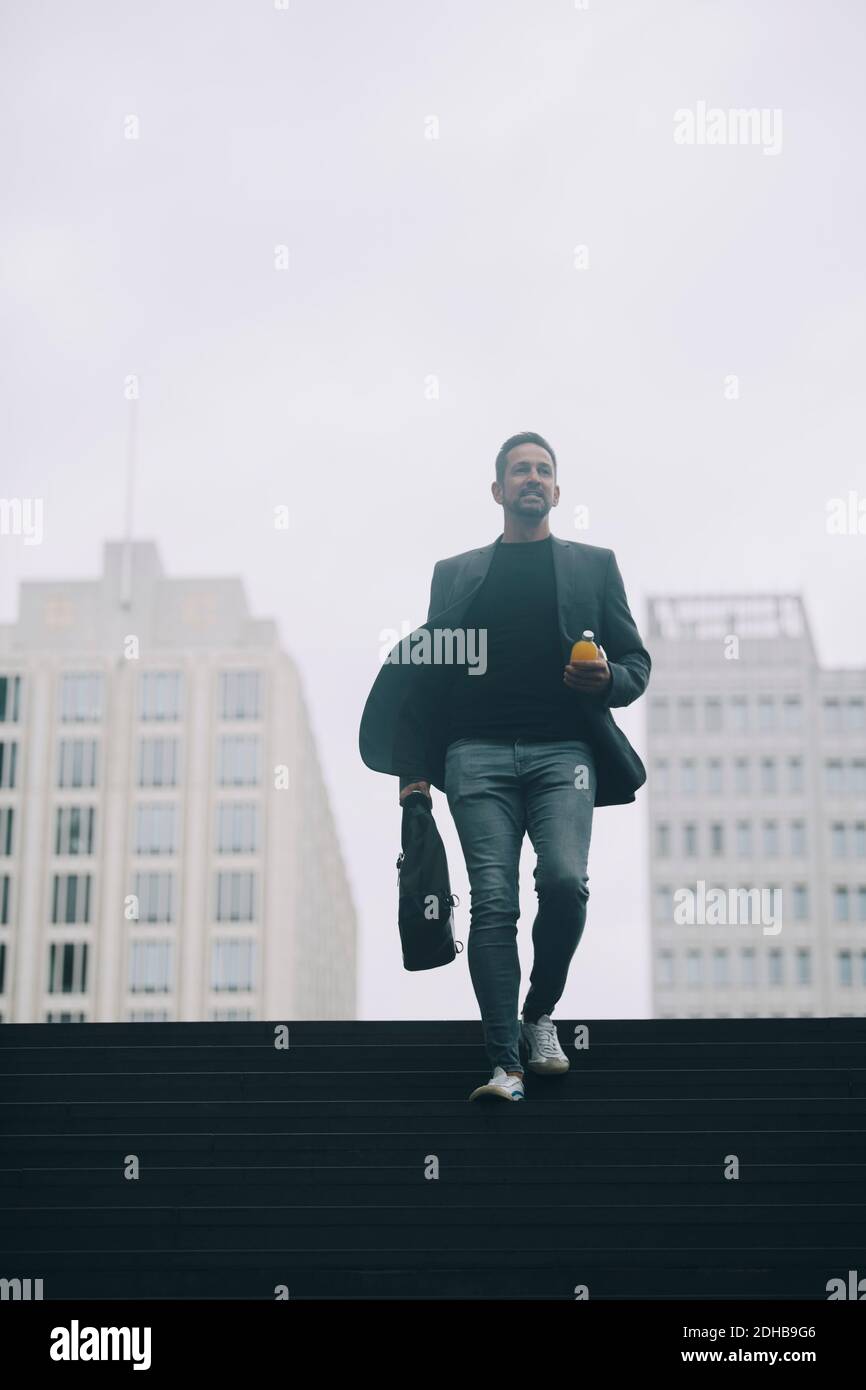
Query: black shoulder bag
396 792 463 970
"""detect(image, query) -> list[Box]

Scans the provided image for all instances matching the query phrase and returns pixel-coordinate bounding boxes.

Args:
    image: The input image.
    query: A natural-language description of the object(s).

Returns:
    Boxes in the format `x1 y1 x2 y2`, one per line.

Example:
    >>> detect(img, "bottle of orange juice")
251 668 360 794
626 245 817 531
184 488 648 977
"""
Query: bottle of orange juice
570 629 599 662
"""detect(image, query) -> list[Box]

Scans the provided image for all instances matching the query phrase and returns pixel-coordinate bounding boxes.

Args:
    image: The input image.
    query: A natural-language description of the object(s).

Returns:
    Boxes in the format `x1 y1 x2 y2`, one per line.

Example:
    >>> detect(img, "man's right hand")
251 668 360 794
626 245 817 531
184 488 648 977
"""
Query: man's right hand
399 780 432 804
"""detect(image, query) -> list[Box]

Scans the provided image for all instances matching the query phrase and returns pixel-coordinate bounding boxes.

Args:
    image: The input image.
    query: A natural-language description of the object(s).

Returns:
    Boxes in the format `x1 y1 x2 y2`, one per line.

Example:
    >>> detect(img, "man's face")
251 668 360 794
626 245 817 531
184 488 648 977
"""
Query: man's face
496 443 559 520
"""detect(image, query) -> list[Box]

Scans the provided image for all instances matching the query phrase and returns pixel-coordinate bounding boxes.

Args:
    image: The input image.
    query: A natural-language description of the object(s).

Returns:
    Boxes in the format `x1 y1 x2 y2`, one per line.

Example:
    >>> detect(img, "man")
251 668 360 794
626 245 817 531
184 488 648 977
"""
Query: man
359 431 651 1102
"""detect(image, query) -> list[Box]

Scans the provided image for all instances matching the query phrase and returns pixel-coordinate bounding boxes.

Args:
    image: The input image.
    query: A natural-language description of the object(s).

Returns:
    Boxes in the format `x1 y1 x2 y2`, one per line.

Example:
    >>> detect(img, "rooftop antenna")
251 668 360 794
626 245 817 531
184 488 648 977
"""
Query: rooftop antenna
120 394 138 609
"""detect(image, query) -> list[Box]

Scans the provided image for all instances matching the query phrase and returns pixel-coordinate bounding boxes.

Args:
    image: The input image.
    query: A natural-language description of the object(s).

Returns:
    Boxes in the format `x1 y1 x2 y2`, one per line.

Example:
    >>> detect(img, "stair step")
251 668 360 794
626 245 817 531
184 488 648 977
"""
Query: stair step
2 1018 864 1300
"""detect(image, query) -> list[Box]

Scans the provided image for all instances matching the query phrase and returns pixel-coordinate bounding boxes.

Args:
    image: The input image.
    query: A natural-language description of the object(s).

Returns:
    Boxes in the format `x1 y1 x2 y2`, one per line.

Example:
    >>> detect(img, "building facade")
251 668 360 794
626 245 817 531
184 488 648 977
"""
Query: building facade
646 595 866 1017
0 541 357 1022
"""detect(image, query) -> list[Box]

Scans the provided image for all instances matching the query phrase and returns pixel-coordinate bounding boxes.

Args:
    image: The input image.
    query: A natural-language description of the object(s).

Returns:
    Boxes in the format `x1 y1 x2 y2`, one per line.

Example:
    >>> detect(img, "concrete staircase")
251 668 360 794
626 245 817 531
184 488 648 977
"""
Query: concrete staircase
1 1018 864 1300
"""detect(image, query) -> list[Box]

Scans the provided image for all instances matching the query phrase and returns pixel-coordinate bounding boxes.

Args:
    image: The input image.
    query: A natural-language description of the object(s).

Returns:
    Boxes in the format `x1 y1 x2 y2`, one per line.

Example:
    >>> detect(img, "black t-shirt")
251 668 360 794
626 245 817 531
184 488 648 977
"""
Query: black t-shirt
442 533 592 747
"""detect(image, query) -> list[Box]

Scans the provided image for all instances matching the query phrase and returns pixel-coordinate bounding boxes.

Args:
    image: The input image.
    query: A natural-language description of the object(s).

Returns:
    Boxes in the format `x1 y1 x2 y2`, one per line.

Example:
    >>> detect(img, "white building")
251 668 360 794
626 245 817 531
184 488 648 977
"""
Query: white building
0 541 357 1022
646 595 866 1018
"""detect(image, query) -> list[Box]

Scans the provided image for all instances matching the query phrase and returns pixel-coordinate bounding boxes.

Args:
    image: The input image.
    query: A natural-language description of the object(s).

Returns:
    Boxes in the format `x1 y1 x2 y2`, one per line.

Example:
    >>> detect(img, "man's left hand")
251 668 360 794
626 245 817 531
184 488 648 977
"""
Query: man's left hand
563 658 612 698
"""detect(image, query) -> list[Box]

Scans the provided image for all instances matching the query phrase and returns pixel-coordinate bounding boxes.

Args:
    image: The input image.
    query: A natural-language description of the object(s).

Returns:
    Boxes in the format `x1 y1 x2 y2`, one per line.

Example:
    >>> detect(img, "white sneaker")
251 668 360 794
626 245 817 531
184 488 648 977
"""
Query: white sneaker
468 1065 525 1102
520 1015 570 1074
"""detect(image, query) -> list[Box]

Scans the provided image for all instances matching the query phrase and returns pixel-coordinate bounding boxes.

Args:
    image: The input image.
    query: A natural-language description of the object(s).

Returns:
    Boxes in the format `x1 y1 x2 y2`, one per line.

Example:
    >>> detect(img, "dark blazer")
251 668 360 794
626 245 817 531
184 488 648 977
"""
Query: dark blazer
358 532 651 807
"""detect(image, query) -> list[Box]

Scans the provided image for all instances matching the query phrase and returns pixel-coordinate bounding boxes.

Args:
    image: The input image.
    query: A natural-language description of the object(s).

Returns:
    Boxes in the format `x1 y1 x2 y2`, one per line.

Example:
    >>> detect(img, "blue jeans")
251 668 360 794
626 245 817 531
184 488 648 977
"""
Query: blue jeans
444 737 596 1074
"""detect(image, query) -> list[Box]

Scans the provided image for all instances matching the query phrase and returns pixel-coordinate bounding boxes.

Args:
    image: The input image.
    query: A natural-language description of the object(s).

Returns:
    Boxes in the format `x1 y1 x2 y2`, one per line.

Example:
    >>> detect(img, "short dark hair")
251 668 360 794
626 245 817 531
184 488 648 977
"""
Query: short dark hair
495 431 557 486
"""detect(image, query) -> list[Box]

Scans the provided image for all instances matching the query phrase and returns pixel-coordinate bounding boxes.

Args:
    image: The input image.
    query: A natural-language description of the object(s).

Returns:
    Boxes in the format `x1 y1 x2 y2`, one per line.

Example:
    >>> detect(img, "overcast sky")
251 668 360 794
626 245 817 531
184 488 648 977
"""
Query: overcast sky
2 0 865 1021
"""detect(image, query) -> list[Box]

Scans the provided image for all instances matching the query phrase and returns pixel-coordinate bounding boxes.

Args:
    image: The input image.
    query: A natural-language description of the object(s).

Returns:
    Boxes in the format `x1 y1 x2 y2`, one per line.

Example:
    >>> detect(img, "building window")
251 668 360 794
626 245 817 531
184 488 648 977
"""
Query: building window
218 671 263 721
0 806 14 856
655 822 670 857
833 886 850 922
787 757 804 794
211 938 257 992
54 806 96 856
849 761 866 796
740 948 756 987
855 823 866 858
649 698 670 733
709 823 724 856
768 948 783 985
825 761 844 796
679 760 697 795
683 823 698 857
0 939 6 992
137 738 179 788
792 884 809 921
759 759 777 794
704 698 722 732
767 883 782 926
134 804 178 856
796 949 811 986
790 821 806 857
140 672 183 722
782 696 802 731
712 949 729 986
757 697 775 731
730 697 748 732
47 941 89 994
59 673 103 722
838 951 852 987
653 759 670 795
51 873 92 924
0 741 19 790
707 759 723 794
823 700 842 734
0 675 22 723
0 874 10 925
677 698 696 733
831 823 846 858
858 887 866 923
217 736 261 786
685 950 702 986
736 821 752 857
215 871 257 922
129 940 173 993
734 758 750 795
762 821 779 857
845 699 866 732
57 739 98 788
216 803 261 854
656 950 674 986
133 872 176 924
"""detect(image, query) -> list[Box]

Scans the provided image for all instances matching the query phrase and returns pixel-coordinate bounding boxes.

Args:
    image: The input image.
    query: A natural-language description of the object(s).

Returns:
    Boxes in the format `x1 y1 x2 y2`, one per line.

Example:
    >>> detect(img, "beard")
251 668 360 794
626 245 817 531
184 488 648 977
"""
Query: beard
507 491 551 520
